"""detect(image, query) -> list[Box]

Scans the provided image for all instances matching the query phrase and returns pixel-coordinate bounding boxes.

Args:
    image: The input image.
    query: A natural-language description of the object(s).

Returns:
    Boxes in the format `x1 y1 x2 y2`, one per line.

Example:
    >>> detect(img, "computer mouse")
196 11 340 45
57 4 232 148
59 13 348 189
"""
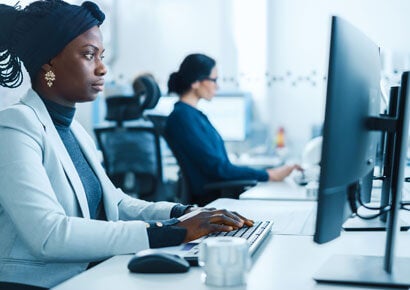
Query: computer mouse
293 170 309 186
127 250 190 274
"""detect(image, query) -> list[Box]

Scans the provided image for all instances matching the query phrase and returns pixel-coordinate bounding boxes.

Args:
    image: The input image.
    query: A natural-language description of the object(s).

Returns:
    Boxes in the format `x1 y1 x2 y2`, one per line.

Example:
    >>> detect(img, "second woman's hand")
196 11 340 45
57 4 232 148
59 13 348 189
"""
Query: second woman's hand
177 208 254 243
267 164 303 182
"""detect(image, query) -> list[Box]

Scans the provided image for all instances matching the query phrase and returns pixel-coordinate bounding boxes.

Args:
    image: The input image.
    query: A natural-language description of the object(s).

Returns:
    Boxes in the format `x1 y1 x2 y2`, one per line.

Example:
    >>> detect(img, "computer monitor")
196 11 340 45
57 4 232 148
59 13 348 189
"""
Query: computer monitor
314 16 380 244
313 16 410 287
147 91 251 141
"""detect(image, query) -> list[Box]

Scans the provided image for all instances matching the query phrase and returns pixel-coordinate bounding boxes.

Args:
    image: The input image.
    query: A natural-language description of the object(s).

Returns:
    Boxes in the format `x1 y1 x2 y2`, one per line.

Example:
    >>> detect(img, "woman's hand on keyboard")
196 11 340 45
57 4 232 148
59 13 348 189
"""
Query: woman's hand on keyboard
177 208 254 243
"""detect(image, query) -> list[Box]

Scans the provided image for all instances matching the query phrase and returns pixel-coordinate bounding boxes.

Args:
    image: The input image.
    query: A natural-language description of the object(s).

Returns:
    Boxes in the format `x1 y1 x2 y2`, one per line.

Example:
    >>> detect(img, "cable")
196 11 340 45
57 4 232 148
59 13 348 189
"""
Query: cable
354 206 391 219
356 182 390 211
347 181 391 219
357 195 390 211
401 205 410 211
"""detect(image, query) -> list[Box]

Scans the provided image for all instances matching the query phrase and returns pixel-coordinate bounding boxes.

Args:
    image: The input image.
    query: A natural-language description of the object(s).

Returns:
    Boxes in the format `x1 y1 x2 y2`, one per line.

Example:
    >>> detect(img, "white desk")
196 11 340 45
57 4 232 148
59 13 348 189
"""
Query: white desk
240 179 316 201
52 233 410 290
230 154 283 169
240 175 410 202
53 199 410 290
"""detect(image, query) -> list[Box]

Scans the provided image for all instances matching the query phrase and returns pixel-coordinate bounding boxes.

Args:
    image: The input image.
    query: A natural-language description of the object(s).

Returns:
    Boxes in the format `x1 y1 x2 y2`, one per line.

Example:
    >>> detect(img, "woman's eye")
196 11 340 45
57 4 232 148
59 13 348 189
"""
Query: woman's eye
100 54 105 60
84 53 94 60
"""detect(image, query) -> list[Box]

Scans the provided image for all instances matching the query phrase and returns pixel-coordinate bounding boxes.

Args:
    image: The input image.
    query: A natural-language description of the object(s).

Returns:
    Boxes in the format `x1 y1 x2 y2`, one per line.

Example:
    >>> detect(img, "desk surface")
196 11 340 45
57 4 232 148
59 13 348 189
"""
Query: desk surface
53 199 410 290
230 154 283 169
240 179 316 201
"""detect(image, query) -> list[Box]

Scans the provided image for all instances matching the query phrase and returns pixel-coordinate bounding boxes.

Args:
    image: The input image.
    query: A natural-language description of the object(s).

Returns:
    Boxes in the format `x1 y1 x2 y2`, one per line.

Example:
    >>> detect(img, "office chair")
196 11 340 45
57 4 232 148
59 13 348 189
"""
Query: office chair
150 116 258 205
105 74 161 125
169 146 257 205
145 114 168 136
94 126 166 200
94 74 172 201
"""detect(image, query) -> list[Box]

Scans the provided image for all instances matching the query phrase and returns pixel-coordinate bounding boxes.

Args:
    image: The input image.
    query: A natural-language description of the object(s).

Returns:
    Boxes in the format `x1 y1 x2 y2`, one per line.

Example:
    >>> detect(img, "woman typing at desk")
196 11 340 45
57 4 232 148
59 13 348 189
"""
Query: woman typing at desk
165 53 301 206
0 2 252 289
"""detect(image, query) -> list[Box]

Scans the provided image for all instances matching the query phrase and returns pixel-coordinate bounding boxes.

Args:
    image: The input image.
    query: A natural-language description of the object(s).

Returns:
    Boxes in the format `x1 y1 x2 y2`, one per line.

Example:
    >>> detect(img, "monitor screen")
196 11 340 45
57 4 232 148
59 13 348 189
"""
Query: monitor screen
148 92 251 141
313 16 381 244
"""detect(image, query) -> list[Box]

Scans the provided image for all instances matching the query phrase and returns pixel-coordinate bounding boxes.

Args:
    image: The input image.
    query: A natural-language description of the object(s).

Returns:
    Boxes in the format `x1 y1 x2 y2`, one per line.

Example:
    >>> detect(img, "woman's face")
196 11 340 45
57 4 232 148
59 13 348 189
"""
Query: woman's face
196 66 218 101
46 26 107 107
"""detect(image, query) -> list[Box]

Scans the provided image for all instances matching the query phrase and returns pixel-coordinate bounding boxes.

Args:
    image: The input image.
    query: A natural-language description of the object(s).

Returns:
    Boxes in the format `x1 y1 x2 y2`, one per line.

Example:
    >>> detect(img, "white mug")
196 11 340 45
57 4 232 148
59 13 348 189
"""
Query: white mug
199 237 250 287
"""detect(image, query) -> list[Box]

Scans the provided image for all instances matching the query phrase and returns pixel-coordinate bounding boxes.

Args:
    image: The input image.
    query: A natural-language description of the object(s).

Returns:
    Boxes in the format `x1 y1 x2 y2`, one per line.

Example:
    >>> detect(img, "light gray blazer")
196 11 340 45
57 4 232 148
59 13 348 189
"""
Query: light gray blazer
0 90 177 288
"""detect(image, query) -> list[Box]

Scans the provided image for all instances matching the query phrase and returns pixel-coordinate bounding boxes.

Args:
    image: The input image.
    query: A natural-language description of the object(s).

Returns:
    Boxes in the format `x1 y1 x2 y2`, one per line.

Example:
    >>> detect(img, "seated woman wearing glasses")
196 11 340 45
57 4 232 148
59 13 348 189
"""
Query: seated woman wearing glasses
165 53 301 206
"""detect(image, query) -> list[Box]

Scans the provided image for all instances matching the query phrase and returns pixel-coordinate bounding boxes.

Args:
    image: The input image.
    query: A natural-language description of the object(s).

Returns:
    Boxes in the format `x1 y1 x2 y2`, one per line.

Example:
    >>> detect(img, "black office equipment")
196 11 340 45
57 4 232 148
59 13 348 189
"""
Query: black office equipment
313 16 410 287
314 15 380 244
128 250 190 273
343 86 410 231
94 74 172 201
94 126 165 200
292 170 309 186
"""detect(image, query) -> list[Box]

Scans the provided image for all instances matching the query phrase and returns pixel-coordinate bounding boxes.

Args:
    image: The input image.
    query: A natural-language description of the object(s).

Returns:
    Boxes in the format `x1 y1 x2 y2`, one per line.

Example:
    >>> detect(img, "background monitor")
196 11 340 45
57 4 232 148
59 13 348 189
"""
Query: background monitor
314 16 380 244
148 91 252 141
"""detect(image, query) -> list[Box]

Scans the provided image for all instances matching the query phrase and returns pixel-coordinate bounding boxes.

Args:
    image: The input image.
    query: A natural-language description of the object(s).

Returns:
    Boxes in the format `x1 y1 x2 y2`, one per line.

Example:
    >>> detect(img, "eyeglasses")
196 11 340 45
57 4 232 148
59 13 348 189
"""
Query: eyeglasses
202 77 218 83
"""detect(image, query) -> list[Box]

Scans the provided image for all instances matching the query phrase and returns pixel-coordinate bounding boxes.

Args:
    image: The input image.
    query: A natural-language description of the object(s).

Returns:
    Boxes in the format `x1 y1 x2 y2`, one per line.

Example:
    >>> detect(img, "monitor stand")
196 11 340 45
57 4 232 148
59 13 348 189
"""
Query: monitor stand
314 255 410 287
343 216 410 231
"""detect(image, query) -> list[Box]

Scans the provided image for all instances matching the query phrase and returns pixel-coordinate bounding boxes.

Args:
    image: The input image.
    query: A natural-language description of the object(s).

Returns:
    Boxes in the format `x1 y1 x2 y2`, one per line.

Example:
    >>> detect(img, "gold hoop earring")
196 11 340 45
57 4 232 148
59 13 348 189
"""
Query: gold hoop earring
45 70 56 87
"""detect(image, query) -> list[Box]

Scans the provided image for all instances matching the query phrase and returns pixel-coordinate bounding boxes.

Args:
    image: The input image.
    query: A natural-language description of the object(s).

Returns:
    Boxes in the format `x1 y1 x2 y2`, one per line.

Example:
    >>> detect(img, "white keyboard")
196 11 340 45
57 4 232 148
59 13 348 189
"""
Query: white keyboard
183 220 273 266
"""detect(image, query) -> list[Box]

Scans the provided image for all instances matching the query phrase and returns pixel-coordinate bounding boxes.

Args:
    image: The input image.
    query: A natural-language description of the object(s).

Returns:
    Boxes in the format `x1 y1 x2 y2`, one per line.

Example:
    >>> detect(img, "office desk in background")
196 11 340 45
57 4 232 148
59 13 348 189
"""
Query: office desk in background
229 153 284 169
52 198 410 290
240 178 316 201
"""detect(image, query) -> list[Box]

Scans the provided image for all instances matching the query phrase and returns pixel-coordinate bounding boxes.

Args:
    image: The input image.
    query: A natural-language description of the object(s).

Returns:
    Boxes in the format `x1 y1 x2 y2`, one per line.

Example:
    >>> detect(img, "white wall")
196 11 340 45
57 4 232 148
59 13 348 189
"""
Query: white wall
266 0 410 153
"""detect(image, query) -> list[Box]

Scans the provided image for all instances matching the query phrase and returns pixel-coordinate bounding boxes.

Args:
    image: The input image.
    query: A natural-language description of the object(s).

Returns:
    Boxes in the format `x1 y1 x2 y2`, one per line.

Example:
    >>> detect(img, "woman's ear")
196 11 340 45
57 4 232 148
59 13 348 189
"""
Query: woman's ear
40 61 56 88
41 63 52 72
191 81 200 90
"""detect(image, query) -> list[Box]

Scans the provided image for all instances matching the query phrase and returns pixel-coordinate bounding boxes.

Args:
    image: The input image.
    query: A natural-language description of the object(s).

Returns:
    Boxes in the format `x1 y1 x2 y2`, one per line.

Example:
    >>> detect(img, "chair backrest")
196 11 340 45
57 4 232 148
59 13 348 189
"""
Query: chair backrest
105 74 162 126
94 126 163 200
133 74 162 111
146 114 168 136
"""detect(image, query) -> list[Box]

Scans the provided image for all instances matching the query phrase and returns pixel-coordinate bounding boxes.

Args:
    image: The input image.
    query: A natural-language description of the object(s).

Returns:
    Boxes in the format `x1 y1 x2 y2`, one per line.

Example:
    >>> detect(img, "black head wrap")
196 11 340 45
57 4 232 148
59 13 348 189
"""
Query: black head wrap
0 0 105 88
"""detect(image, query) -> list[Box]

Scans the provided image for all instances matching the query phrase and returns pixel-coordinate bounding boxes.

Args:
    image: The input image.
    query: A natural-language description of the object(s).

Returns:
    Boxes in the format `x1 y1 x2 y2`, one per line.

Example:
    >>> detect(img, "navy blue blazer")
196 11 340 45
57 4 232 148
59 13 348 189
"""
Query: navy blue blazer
165 101 268 198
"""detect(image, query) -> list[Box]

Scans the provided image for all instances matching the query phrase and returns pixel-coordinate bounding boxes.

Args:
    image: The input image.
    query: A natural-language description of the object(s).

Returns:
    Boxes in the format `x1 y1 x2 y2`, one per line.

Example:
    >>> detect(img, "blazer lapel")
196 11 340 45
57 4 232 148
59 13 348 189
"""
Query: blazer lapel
70 121 121 221
21 90 91 219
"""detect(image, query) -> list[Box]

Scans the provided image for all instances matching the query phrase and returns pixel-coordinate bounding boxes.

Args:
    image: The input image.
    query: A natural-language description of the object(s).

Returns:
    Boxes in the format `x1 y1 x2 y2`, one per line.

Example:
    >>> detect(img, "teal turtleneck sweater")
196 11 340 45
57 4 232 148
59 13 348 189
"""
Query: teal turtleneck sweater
42 98 104 220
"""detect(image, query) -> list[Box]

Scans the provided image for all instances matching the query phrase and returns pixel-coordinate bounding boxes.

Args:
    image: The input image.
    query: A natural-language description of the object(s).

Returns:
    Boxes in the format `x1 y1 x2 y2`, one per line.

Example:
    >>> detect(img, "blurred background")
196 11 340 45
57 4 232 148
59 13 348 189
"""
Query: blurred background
1 0 409 159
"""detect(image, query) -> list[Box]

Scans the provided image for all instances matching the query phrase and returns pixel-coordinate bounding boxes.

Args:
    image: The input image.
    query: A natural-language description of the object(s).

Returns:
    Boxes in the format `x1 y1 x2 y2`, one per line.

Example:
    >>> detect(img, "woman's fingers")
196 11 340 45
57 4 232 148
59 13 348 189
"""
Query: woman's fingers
208 213 243 228
211 209 244 223
209 223 233 233
232 211 254 227
178 208 255 242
